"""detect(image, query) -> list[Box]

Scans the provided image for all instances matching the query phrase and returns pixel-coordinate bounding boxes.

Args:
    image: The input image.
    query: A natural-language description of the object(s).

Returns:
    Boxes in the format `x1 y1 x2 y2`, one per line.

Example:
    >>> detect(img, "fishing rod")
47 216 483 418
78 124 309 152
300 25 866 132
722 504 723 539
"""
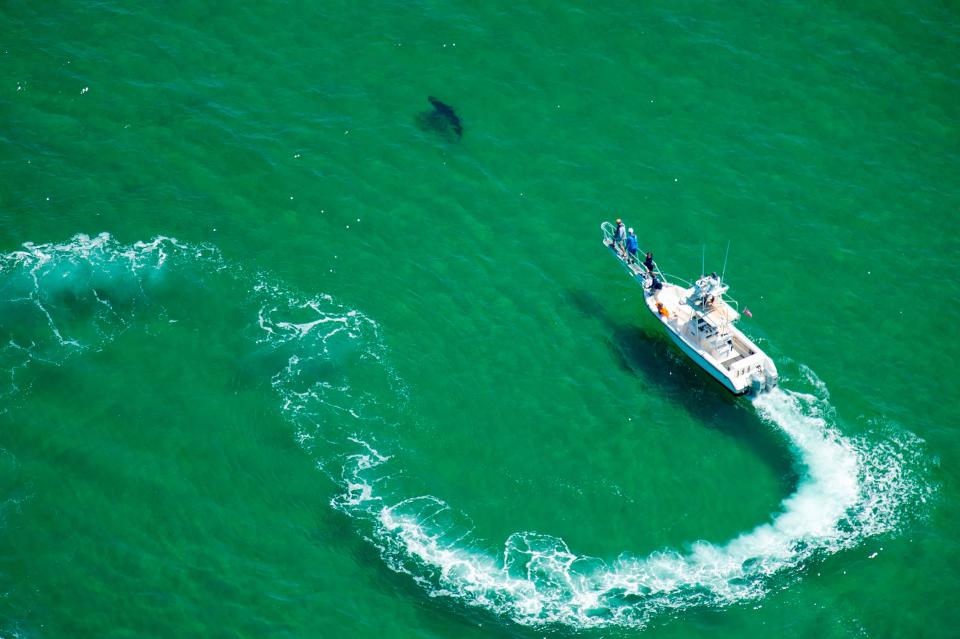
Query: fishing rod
721 240 731 282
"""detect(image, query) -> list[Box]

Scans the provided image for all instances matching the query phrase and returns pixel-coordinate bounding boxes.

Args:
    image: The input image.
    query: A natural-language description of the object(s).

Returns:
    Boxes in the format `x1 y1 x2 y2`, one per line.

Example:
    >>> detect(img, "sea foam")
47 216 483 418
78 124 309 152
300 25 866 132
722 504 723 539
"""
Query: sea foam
0 233 930 630
319 383 927 629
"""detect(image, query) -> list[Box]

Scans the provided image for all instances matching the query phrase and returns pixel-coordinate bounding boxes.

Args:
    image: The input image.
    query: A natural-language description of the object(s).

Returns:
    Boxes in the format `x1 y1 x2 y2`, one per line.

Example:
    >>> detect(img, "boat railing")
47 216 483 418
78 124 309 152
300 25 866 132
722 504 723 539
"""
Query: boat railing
600 221 615 243
657 271 693 288
601 221 687 287
601 222 743 309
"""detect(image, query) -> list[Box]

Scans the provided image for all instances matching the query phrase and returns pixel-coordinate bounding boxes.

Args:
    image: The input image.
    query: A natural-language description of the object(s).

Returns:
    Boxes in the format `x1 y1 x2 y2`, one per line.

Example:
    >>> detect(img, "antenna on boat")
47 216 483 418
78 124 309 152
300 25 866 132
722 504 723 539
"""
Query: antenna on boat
701 244 705 277
721 240 731 282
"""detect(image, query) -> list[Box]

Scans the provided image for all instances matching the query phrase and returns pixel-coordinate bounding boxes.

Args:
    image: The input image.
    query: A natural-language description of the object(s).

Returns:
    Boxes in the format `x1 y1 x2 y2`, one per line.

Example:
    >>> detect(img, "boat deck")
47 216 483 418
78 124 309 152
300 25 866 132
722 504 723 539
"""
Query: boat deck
650 283 758 373
650 284 692 322
720 336 755 368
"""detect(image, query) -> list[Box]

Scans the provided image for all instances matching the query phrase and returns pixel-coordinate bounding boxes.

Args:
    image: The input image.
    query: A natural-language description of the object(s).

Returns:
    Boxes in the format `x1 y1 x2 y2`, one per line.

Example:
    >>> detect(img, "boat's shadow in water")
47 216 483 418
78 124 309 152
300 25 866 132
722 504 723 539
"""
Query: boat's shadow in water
568 290 796 488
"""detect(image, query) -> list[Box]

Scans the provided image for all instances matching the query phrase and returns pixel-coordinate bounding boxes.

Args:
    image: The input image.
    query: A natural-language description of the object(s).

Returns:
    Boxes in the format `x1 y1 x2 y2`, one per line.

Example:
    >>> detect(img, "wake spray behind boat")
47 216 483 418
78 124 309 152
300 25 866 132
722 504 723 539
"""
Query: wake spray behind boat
601 221 777 394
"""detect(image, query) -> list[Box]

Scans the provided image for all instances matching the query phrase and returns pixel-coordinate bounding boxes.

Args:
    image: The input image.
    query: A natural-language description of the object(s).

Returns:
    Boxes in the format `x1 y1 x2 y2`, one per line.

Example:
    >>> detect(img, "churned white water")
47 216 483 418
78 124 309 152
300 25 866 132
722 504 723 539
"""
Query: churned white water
319 380 925 629
1 233 929 631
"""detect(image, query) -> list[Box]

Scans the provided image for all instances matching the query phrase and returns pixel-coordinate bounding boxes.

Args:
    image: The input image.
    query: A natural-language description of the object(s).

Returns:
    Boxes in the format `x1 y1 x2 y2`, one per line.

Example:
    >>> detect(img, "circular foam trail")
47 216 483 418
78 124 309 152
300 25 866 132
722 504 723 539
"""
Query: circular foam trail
330 383 928 628
0 233 932 630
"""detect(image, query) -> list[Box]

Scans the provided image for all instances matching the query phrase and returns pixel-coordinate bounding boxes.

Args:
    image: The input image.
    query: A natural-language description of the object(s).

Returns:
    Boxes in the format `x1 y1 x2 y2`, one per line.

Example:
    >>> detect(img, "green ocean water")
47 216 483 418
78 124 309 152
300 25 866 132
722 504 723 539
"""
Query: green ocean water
1 1 958 637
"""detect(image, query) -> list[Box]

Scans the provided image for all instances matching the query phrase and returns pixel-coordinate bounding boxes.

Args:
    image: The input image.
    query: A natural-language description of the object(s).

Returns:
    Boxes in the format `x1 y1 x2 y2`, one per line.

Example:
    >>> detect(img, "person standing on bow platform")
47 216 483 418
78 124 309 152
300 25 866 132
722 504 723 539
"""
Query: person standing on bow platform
612 218 626 253
625 228 639 263
643 252 656 274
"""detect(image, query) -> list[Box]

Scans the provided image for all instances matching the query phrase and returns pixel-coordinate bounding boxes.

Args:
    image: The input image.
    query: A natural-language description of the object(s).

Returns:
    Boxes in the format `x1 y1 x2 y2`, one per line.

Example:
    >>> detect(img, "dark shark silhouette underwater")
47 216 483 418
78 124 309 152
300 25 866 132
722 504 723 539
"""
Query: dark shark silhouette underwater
416 96 463 141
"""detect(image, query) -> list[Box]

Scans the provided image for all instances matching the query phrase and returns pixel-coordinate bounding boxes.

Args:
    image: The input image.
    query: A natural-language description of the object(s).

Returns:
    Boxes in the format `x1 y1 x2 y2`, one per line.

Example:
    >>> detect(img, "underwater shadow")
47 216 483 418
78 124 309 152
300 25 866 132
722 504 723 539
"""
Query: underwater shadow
415 96 463 142
567 289 796 492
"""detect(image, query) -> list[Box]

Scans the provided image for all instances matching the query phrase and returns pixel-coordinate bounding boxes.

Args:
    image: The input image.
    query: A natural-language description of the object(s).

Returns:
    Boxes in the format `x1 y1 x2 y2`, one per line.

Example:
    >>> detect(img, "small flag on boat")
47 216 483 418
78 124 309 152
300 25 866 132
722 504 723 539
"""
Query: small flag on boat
743 308 753 318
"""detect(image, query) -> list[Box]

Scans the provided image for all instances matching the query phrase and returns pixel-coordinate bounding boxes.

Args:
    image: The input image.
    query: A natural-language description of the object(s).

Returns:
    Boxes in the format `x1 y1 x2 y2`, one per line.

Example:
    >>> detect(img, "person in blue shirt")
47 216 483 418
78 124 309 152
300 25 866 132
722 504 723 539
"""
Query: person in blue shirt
625 228 639 263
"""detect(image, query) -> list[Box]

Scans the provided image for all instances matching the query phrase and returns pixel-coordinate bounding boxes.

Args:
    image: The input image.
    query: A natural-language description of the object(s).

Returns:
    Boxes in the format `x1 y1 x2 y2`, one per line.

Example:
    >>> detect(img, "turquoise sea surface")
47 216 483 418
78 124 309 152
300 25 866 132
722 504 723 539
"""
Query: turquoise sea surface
1 1 958 637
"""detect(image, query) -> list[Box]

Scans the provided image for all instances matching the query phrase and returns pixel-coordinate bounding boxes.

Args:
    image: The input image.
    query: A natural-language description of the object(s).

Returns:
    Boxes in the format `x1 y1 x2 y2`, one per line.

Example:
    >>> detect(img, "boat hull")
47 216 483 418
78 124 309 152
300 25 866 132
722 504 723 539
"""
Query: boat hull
657 312 745 394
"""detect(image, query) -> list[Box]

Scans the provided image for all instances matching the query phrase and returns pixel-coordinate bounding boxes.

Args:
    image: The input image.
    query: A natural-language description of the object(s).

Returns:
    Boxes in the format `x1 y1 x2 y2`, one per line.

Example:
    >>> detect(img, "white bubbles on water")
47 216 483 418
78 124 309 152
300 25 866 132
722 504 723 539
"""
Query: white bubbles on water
0 233 191 402
281 346 928 630
320 380 930 629
0 232 933 631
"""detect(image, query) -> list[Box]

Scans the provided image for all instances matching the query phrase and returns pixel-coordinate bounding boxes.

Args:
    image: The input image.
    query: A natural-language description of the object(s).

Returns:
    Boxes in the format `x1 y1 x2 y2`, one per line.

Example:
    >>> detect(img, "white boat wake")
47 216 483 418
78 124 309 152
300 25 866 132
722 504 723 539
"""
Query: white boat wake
319 382 926 629
0 233 931 631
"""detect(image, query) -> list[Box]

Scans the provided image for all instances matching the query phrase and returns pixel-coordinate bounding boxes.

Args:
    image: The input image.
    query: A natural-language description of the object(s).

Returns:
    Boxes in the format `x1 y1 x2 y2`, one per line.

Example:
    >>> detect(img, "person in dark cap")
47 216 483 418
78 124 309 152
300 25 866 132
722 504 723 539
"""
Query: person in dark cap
643 252 656 274
650 273 663 291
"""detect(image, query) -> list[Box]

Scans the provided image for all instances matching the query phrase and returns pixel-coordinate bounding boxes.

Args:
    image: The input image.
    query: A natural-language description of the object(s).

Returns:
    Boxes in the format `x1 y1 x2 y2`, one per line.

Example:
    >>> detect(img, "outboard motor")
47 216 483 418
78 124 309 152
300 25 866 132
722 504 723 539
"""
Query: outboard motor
750 358 778 394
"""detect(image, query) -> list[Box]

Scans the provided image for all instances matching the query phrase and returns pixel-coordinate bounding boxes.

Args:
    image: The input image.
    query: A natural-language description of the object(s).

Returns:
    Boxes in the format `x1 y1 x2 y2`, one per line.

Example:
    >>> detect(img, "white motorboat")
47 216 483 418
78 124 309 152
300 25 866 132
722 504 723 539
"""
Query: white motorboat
601 221 777 395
